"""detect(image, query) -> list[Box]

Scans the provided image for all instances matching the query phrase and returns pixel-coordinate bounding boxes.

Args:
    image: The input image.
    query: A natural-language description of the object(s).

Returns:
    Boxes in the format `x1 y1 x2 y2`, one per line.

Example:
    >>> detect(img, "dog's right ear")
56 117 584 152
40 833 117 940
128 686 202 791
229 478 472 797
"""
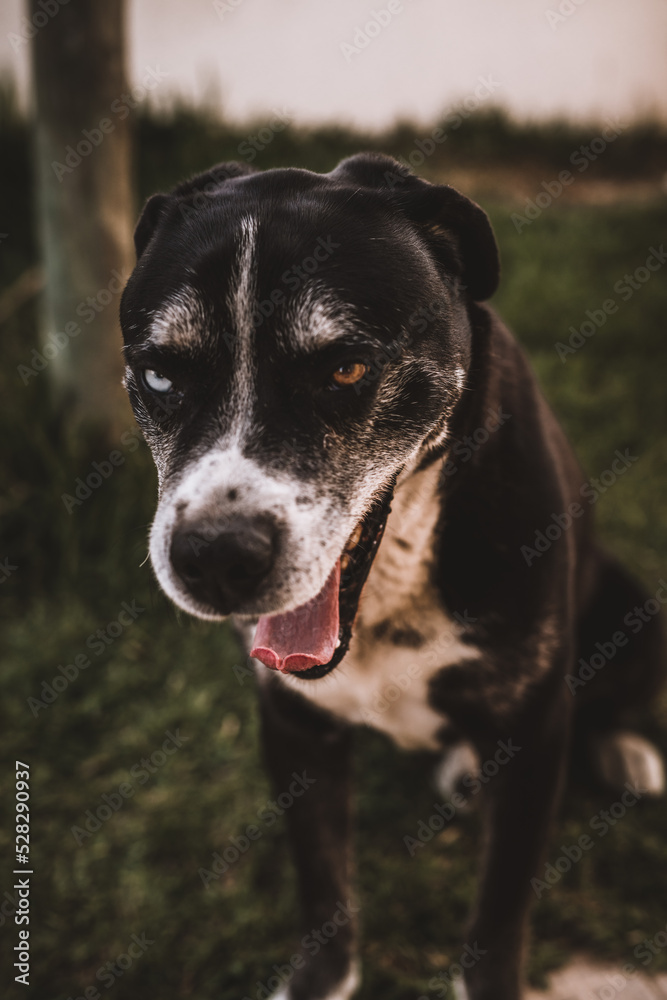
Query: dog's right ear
133 161 258 259
330 153 499 301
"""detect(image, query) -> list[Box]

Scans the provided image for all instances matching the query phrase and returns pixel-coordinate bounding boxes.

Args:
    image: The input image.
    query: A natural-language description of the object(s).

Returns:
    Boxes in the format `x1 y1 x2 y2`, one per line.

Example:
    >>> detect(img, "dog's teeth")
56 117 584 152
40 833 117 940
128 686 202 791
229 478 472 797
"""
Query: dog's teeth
340 552 351 572
335 638 341 648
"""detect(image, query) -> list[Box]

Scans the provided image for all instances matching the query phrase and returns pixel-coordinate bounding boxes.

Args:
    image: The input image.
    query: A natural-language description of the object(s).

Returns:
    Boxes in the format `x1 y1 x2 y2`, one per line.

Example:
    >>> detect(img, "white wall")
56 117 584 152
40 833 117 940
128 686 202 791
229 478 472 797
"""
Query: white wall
2 0 666 128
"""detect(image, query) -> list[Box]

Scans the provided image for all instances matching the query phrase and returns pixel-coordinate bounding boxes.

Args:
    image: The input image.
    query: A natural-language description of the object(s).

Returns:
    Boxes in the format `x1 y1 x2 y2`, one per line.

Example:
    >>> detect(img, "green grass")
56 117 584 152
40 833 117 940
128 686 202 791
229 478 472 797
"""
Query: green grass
1 111 667 999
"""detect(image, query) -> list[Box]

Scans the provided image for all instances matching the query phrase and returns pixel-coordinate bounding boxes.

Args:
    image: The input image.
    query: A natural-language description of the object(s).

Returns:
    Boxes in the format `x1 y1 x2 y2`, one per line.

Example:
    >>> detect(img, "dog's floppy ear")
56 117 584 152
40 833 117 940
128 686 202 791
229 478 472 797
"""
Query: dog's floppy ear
133 161 258 259
394 181 500 301
133 193 172 259
331 153 499 301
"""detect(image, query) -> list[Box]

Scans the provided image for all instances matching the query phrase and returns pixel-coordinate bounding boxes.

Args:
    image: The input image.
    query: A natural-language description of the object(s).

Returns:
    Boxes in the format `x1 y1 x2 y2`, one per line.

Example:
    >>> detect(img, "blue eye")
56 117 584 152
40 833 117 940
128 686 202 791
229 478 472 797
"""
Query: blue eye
143 369 174 393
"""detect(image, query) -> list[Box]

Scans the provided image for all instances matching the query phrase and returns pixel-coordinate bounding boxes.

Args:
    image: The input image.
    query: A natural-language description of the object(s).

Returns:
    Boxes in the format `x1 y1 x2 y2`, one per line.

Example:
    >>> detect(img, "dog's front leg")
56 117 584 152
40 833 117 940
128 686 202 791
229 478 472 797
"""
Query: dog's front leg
258 675 358 1000
461 691 570 1000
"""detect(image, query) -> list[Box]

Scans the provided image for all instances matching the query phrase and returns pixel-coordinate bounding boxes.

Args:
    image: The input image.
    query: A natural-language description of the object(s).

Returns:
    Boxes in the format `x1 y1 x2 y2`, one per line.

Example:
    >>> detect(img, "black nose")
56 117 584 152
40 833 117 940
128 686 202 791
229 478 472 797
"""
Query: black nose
170 518 276 614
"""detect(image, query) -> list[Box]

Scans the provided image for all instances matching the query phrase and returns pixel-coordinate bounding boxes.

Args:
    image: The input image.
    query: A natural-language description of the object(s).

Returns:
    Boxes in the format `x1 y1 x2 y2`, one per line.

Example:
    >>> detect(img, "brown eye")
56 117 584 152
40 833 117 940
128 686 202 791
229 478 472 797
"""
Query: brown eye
331 362 368 387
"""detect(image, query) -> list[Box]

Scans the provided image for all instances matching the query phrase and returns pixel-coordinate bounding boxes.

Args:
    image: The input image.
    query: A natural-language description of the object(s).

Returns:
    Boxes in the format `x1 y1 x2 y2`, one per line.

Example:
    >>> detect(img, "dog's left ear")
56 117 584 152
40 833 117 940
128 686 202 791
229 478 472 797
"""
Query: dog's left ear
331 153 499 301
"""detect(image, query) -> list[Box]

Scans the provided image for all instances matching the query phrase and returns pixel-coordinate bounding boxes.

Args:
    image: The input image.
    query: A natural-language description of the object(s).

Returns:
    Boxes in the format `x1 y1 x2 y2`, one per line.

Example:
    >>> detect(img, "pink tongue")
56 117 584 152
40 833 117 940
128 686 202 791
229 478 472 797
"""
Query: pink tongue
251 561 341 673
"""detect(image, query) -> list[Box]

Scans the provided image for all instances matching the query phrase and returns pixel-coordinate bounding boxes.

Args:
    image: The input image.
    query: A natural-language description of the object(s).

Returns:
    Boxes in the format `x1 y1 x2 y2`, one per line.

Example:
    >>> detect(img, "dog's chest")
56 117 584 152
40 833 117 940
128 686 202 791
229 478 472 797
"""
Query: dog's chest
276 462 479 751
289 607 472 751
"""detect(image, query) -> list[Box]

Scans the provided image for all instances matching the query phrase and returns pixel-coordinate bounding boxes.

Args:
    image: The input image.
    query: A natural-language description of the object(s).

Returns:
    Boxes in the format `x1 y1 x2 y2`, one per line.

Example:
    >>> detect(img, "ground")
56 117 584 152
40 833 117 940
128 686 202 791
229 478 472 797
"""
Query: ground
528 957 667 999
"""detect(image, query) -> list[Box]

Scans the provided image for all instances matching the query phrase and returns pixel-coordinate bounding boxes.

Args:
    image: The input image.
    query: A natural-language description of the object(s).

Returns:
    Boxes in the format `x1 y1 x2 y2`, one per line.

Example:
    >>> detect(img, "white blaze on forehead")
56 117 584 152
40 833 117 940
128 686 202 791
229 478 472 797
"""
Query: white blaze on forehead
226 215 259 441
148 286 209 347
286 283 359 352
146 217 259 441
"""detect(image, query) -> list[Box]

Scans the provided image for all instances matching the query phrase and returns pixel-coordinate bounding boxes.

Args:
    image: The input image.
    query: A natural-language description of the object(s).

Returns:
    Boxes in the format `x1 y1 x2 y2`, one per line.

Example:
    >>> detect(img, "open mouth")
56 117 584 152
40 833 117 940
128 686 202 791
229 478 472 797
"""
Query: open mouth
250 482 395 679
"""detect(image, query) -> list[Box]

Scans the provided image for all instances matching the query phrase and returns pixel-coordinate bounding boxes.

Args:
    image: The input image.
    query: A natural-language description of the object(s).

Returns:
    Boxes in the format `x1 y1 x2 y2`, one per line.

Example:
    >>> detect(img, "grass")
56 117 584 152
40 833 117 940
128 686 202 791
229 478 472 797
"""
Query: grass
1 107 667 999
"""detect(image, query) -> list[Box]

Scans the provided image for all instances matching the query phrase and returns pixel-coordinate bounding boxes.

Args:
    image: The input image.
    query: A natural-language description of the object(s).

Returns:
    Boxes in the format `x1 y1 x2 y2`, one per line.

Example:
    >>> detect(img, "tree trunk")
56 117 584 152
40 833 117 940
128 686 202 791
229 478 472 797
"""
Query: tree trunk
31 0 135 442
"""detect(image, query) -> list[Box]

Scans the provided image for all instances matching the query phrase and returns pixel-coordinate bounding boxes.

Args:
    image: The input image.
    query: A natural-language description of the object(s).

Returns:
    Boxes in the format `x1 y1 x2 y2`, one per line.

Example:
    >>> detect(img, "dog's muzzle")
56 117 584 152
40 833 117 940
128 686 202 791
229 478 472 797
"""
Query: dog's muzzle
167 480 396 679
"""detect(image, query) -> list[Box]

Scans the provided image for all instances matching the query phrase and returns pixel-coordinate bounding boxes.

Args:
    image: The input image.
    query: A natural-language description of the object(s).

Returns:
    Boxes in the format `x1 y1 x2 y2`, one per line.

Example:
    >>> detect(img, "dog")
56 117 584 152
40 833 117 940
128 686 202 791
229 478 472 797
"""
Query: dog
120 153 665 1000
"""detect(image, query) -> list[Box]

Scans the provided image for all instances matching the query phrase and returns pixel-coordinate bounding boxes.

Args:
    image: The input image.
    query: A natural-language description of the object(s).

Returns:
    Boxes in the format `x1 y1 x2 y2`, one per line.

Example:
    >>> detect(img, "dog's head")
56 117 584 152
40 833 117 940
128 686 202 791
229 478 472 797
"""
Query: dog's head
120 153 499 678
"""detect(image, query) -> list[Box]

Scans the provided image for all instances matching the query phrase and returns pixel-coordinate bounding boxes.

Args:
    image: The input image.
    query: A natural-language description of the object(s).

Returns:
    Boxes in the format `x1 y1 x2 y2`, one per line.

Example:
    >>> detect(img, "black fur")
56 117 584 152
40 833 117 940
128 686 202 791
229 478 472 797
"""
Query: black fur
120 154 665 1000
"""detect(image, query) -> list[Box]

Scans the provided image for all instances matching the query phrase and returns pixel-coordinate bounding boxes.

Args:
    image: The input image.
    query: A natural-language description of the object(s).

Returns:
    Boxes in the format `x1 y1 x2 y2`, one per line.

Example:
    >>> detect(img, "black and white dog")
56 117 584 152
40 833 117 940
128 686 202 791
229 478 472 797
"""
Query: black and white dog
120 154 665 1000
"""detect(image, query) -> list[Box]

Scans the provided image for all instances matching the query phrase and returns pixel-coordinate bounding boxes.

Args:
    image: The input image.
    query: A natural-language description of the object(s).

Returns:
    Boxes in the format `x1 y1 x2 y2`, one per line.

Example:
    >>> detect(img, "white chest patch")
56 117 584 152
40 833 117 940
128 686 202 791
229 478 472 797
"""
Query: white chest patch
263 461 480 752
279 611 471 751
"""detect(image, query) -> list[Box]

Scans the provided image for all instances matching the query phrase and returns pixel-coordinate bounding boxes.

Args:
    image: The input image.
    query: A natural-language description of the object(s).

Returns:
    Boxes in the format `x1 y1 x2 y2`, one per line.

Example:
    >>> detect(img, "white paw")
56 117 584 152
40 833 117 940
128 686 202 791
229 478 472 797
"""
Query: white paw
434 742 480 803
591 730 665 796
